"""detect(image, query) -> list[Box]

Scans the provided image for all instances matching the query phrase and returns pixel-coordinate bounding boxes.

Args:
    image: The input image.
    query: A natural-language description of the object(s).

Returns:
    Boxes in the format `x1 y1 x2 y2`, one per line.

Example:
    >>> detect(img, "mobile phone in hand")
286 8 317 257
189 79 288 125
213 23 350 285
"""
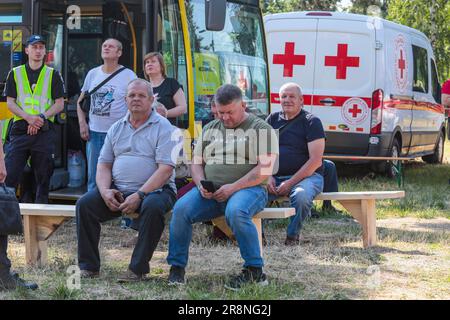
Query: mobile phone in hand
115 191 125 203
200 180 216 193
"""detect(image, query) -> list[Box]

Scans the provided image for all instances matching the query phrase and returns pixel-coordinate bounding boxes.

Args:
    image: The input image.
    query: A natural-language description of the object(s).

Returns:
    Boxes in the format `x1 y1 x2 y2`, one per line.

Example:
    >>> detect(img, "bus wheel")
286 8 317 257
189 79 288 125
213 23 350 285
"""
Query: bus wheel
422 131 444 164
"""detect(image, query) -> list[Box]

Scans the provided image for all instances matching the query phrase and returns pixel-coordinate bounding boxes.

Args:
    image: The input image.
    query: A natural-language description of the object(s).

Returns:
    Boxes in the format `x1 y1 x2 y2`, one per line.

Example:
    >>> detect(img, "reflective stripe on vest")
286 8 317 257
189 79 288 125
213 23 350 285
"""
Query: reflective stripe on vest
13 65 54 122
1 118 12 144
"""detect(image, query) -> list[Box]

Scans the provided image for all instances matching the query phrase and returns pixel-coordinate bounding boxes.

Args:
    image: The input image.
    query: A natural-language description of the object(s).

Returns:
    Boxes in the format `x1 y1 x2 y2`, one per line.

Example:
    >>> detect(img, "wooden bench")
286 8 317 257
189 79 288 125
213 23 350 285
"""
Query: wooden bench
214 191 405 249
19 190 404 266
279 191 405 248
19 203 295 266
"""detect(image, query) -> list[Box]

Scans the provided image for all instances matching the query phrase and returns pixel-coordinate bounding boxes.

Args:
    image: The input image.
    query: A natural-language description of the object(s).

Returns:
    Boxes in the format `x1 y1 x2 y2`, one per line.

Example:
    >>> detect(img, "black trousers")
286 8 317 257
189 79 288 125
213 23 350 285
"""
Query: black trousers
0 235 11 271
5 120 56 204
76 186 176 275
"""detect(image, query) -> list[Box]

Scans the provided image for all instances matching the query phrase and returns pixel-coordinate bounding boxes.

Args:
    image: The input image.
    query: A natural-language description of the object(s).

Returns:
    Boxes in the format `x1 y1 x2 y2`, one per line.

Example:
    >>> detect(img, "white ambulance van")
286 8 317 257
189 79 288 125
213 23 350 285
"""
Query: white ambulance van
264 12 445 174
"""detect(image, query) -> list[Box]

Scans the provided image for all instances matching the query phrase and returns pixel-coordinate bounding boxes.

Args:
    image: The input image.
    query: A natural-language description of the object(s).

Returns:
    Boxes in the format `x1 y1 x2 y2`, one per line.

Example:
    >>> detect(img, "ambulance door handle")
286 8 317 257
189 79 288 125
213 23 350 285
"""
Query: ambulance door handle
319 98 336 105
390 94 414 101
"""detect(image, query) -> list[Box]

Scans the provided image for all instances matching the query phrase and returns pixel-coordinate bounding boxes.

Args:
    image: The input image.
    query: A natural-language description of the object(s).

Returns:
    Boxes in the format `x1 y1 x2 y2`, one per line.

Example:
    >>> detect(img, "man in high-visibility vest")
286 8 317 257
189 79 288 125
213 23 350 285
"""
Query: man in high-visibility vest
0 125 38 291
3 35 65 204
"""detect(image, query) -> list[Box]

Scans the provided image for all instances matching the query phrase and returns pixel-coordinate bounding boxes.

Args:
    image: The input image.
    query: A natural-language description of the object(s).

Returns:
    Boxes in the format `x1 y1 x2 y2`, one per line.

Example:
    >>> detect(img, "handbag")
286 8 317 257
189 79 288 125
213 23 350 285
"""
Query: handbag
0 183 23 236
80 67 126 114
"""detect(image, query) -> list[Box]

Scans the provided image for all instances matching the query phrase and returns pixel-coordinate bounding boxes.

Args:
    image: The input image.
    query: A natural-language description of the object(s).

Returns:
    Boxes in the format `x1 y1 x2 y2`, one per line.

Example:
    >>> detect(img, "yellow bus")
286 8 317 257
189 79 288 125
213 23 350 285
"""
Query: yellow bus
0 0 270 199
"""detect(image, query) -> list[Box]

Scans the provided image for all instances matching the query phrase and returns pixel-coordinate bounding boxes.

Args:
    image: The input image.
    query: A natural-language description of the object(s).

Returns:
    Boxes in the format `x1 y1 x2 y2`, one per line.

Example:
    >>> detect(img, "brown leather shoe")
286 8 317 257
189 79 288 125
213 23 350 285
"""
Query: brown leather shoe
117 269 146 283
284 235 300 246
80 269 100 279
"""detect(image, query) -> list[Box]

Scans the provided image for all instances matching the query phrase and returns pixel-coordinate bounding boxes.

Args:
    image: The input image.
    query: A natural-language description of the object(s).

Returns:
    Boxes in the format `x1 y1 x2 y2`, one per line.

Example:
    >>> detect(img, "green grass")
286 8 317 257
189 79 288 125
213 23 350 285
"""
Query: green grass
334 140 450 219
0 142 448 300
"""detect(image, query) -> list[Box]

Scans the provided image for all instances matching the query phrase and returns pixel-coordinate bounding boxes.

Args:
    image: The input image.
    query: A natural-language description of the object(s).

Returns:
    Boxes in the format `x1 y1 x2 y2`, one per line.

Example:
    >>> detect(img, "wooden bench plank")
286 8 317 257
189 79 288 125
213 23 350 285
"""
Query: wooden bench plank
253 207 295 219
20 203 76 217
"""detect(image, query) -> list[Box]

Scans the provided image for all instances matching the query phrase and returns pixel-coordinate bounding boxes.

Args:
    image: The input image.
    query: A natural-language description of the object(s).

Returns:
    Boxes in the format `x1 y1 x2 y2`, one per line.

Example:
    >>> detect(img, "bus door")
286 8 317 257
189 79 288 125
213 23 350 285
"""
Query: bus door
37 3 69 174
0 25 30 122
0 1 30 122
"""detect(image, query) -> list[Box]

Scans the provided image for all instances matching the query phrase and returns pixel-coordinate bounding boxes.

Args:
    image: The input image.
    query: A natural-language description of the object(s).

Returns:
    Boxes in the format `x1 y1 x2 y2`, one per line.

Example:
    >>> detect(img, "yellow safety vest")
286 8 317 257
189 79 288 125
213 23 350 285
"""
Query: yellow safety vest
13 64 55 122
1 118 12 144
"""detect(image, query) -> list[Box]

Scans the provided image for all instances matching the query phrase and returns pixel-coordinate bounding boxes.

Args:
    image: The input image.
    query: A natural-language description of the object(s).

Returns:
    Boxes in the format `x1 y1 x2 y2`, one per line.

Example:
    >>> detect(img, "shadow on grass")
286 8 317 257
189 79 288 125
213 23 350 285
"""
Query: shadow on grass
377 226 449 245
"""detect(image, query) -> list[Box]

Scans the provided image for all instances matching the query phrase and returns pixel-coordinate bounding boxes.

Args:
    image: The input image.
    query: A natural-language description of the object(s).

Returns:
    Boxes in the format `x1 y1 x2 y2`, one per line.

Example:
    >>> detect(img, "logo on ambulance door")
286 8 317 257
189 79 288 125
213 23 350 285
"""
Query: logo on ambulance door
341 98 369 125
394 34 408 93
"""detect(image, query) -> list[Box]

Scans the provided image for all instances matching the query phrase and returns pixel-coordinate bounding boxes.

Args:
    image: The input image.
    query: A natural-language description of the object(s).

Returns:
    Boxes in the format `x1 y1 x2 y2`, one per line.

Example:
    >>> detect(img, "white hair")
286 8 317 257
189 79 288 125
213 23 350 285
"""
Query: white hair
127 78 154 97
103 38 123 51
279 82 303 96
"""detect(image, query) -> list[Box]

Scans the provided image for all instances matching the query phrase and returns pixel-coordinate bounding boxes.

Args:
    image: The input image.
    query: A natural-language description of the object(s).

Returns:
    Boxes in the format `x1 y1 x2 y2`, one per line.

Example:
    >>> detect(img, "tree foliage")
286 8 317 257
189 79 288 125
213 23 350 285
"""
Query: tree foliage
349 0 390 17
386 0 450 81
261 0 339 14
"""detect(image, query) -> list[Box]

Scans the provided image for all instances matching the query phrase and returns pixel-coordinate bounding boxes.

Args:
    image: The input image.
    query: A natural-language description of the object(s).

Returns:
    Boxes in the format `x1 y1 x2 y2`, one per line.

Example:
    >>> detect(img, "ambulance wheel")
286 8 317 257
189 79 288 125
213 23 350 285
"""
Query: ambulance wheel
422 131 444 164
386 139 401 179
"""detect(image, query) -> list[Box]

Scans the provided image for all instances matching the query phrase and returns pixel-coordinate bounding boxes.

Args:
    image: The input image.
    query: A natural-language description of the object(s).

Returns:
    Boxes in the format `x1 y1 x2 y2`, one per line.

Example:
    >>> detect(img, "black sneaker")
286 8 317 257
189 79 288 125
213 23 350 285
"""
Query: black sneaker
284 234 300 246
224 267 268 291
310 208 320 219
168 265 185 285
322 206 344 215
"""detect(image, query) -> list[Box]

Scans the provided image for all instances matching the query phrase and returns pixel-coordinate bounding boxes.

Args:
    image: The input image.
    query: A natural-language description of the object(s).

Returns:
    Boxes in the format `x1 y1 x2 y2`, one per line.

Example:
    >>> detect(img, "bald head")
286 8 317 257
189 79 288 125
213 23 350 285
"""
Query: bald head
127 78 154 97
125 78 155 116
279 82 304 119
279 82 302 97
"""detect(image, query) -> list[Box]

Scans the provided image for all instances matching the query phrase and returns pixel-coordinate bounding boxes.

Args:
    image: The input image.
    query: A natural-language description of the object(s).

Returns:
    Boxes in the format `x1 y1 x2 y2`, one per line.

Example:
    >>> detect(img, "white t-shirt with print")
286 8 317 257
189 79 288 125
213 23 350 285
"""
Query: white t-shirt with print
81 66 137 133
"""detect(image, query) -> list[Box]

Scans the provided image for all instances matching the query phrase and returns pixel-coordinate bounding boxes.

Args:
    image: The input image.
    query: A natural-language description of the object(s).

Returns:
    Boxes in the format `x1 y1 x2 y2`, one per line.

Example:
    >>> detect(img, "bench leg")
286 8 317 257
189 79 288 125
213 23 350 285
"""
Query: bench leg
211 216 264 255
338 199 377 248
361 199 376 248
23 216 47 267
23 215 68 266
212 216 234 240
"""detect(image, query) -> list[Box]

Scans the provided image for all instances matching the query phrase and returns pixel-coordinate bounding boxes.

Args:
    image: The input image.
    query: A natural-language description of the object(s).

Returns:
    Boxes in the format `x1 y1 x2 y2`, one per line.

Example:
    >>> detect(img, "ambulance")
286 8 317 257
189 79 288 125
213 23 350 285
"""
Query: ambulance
264 12 446 175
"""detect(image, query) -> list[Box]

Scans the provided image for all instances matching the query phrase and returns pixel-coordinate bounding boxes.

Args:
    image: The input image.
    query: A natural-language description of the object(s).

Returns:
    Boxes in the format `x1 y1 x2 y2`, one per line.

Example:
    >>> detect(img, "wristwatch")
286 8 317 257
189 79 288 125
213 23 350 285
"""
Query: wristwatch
38 113 47 121
136 190 147 200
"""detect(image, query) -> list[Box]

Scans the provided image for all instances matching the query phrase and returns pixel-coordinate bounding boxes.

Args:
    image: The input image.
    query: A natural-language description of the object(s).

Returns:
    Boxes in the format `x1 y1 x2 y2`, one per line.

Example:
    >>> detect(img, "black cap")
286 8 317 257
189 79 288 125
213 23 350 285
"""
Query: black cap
26 35 46 46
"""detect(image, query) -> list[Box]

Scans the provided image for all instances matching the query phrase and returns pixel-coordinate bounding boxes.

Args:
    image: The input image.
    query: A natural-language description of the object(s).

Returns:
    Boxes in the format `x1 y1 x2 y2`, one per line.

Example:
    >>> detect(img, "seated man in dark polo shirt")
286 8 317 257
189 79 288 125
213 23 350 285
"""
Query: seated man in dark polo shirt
266 82 325 245
76 79 179 282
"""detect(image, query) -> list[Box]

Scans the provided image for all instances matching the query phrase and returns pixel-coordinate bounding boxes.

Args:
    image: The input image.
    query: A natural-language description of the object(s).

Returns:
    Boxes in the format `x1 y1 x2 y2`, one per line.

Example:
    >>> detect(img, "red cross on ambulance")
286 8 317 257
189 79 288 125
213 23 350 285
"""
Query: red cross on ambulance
324 44 360 80
397 50 406 79
272 42 306 77
348 104 362 118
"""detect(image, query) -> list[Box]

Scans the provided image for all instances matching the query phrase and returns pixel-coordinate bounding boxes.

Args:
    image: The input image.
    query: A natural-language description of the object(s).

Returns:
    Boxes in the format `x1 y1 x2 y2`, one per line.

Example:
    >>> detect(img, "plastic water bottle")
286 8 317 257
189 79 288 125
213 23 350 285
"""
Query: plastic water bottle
68 150 83 187
120 217 132 229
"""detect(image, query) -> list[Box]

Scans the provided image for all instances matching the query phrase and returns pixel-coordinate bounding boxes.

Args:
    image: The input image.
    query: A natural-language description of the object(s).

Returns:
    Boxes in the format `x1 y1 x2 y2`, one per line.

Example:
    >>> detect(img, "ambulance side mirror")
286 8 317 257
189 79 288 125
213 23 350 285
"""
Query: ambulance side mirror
205 0 226 31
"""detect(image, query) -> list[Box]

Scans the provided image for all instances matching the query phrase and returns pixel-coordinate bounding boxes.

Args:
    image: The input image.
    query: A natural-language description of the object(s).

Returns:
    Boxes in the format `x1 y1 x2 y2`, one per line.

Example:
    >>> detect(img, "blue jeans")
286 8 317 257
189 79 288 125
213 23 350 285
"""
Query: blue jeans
270 173 323 237
86 130 107 192
167 186 268 268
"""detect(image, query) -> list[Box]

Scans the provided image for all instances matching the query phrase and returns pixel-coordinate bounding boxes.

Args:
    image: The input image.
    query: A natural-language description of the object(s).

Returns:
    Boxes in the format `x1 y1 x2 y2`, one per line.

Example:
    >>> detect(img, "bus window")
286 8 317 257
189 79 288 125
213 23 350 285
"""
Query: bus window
188 0 269 123
159 0 189 129
0 26 28 120
0 3 22 23
41 15 64 73
68 14 103 96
